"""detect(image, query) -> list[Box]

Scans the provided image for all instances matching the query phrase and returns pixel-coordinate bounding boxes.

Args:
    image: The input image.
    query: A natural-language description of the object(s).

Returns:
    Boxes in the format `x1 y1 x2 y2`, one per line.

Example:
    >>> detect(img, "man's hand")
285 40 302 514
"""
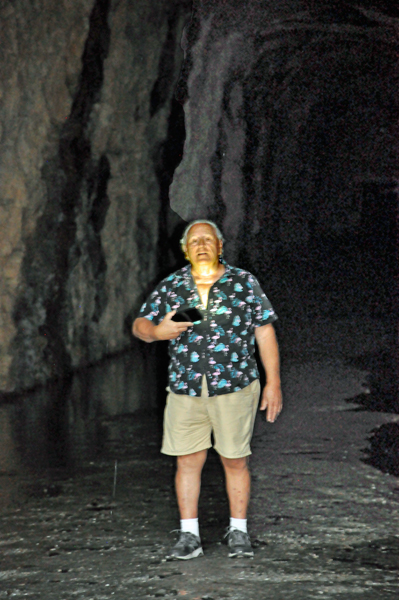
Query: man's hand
154 310 193 340
132 311 193 343
254 324 282 423
259 382 283 423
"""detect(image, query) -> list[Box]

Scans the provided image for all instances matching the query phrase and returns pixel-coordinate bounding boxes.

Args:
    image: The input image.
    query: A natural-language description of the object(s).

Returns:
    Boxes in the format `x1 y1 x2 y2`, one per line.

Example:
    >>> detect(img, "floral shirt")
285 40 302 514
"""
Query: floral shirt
138 262 277 396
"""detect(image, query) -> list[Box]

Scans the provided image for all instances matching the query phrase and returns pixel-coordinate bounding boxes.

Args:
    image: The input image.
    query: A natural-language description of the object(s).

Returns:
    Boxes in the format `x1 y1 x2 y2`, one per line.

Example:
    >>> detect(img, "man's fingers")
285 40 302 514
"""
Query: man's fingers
260 387 282 422
165 310 177 320
266 404 281 423
165 311 193 328
155 311 195 340
169 321 193 339
176 321 193 330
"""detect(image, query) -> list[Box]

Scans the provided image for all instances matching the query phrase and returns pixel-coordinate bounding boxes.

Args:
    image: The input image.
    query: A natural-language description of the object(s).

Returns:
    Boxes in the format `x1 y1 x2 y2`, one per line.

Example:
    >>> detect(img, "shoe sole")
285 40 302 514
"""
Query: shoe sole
167 547 204 560
228 550 254 558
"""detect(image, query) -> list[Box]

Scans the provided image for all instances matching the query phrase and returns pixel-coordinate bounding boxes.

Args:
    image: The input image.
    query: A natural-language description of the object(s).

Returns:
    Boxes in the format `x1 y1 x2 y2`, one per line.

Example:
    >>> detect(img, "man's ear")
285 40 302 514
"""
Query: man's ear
218 240 223 255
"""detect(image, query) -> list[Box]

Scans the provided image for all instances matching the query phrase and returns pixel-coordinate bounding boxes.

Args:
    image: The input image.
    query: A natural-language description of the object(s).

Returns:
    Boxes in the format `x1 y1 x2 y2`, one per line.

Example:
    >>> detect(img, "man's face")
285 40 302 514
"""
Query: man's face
184 223 222 268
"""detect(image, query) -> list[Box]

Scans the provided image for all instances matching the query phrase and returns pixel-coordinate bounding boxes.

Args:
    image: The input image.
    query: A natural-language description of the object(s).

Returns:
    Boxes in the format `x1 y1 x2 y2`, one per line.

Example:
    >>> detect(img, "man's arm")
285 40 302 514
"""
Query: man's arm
132 311 193 343
254 323 283 422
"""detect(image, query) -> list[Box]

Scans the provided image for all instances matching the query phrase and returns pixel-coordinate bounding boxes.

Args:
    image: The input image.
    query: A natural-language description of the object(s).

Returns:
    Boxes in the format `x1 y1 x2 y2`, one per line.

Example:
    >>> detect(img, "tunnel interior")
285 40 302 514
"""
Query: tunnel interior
0 0 398 506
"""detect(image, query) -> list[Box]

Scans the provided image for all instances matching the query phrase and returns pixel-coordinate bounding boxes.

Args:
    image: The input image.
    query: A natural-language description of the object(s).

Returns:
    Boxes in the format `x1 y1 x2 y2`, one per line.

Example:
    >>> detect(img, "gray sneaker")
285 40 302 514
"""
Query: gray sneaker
225 527 254 558
166 531 204 560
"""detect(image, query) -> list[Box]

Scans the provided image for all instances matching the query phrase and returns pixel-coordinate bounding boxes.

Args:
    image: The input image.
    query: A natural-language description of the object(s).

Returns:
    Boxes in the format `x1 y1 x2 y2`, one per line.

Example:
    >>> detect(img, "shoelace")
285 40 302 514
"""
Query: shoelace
224 526 248 539
223 525 249 541
170 529 199 539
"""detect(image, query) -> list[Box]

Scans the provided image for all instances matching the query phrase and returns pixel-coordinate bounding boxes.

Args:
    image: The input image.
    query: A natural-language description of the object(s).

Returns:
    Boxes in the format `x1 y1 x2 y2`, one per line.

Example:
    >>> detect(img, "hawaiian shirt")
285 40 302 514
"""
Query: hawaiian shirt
138 262 277 397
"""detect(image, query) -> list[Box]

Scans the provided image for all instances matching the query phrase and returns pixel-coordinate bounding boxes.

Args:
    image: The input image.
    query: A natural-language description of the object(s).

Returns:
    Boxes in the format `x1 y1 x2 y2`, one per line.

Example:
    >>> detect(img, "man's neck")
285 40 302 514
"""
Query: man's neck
191 261 224 282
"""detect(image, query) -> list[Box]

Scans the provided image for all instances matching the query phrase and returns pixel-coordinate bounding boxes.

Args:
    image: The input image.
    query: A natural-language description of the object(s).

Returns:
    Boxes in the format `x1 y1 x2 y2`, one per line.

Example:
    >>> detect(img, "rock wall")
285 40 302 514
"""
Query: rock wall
0 0 191 392
170 0 399 263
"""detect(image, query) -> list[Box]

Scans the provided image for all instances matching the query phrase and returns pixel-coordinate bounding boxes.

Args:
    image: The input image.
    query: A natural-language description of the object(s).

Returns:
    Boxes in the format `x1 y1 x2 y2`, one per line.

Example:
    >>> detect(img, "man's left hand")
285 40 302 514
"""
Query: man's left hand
259 382 282 423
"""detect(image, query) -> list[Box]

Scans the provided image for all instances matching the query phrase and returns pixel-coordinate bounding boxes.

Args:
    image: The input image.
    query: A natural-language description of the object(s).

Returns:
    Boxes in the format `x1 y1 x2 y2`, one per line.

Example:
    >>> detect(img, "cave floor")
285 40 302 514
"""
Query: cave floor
1 317 399 599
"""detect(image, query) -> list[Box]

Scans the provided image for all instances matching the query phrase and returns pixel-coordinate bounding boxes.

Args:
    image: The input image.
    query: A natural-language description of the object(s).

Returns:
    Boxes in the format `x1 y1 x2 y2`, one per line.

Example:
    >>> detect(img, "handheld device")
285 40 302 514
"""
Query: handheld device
171 307 203 323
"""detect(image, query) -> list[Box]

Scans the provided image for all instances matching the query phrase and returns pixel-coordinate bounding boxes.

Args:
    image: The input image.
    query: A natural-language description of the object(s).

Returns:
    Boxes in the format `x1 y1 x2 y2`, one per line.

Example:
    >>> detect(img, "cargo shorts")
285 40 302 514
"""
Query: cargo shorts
161 375 260 459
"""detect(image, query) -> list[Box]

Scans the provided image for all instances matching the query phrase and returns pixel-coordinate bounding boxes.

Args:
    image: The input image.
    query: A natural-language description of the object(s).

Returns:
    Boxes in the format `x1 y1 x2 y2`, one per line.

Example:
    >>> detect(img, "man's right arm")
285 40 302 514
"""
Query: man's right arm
132 311 193 343
132 317 160 342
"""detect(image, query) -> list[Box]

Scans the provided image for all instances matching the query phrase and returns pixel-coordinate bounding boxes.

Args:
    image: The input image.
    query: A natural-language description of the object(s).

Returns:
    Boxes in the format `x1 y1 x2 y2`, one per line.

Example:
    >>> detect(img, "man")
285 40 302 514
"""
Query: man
132 220 282 560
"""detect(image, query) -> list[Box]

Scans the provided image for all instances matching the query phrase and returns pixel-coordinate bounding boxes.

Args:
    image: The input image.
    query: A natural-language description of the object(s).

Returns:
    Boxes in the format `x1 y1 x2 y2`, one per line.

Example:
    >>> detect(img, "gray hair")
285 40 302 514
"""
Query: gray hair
180 219 224 249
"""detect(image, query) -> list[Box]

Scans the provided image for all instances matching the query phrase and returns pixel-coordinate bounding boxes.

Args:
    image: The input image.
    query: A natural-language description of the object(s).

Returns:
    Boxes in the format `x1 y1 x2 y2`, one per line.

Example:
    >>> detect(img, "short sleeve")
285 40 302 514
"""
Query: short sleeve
248 274 278 326
138 283 167 325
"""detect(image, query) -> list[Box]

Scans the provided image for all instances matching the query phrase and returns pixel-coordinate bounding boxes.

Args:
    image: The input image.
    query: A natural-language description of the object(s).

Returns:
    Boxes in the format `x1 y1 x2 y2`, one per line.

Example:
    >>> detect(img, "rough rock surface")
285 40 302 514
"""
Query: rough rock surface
0 0 191 392
170 0 399 261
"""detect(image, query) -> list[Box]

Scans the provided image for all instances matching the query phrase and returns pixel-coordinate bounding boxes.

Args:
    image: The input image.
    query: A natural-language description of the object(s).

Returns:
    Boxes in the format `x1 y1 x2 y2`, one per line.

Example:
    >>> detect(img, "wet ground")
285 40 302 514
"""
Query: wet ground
1 316 399 599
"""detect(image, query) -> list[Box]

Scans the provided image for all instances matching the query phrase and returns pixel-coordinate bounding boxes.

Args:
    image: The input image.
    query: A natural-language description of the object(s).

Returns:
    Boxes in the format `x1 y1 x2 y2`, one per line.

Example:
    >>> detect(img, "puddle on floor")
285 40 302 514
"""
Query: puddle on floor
0 349 161 508
346 338 399 477
362 422 399 477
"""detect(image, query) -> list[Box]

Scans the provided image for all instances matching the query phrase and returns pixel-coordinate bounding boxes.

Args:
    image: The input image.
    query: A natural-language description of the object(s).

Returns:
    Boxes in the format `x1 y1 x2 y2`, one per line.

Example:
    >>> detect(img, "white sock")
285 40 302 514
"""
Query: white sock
230 517 247 533
181 518 200 538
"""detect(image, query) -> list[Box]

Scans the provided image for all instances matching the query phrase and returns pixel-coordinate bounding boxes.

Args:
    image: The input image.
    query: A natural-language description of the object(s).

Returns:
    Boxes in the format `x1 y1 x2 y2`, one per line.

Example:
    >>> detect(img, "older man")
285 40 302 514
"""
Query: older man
132 219 282 559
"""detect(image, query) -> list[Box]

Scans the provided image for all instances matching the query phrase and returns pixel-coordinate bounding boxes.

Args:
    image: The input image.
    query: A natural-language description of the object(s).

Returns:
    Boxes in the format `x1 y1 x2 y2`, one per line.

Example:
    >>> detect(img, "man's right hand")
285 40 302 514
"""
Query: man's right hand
132 311 193 343
154 310 193 340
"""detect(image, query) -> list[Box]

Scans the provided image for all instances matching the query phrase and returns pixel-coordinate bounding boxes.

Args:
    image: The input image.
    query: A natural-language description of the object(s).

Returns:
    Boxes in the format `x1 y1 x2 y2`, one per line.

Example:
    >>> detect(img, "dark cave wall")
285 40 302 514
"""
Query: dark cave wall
170 0 399 264
0 0 191 392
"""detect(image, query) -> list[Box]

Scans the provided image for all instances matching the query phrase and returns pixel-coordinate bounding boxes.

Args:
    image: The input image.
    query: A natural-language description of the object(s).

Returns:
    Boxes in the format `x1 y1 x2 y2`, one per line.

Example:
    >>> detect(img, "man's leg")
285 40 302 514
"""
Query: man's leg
219 455 250 519
175 449 207 518
166 450 207 560
220 455 254 557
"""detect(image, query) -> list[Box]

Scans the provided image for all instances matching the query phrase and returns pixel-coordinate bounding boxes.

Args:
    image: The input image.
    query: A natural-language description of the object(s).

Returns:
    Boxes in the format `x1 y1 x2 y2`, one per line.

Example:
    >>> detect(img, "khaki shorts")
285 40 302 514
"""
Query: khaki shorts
161 376 260 459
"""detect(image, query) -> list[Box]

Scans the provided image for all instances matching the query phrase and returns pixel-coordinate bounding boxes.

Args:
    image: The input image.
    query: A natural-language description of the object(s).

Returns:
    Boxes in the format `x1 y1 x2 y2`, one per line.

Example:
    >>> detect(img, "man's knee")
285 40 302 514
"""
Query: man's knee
220 456 249 472
177 450 207 473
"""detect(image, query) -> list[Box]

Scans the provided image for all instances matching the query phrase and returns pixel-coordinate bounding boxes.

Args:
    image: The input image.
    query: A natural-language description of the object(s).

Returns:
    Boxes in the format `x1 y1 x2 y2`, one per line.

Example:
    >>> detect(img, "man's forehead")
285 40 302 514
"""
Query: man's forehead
187 223 217 238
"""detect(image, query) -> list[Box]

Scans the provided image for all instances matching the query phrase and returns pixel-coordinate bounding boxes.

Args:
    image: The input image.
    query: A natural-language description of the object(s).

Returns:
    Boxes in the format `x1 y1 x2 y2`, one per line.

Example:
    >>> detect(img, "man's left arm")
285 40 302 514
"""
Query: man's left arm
255 324 283 422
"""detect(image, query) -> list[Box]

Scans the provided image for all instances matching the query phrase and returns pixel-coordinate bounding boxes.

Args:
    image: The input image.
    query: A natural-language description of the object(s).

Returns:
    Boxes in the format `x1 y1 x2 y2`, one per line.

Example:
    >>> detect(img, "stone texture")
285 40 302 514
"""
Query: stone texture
0 0 191 392
0 0 93 389
170 0 399 262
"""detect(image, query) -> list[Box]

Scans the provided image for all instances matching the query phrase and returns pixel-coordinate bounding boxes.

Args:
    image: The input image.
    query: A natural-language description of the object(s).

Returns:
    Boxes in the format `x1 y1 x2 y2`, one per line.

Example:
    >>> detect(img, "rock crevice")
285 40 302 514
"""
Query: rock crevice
0 0 192 392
